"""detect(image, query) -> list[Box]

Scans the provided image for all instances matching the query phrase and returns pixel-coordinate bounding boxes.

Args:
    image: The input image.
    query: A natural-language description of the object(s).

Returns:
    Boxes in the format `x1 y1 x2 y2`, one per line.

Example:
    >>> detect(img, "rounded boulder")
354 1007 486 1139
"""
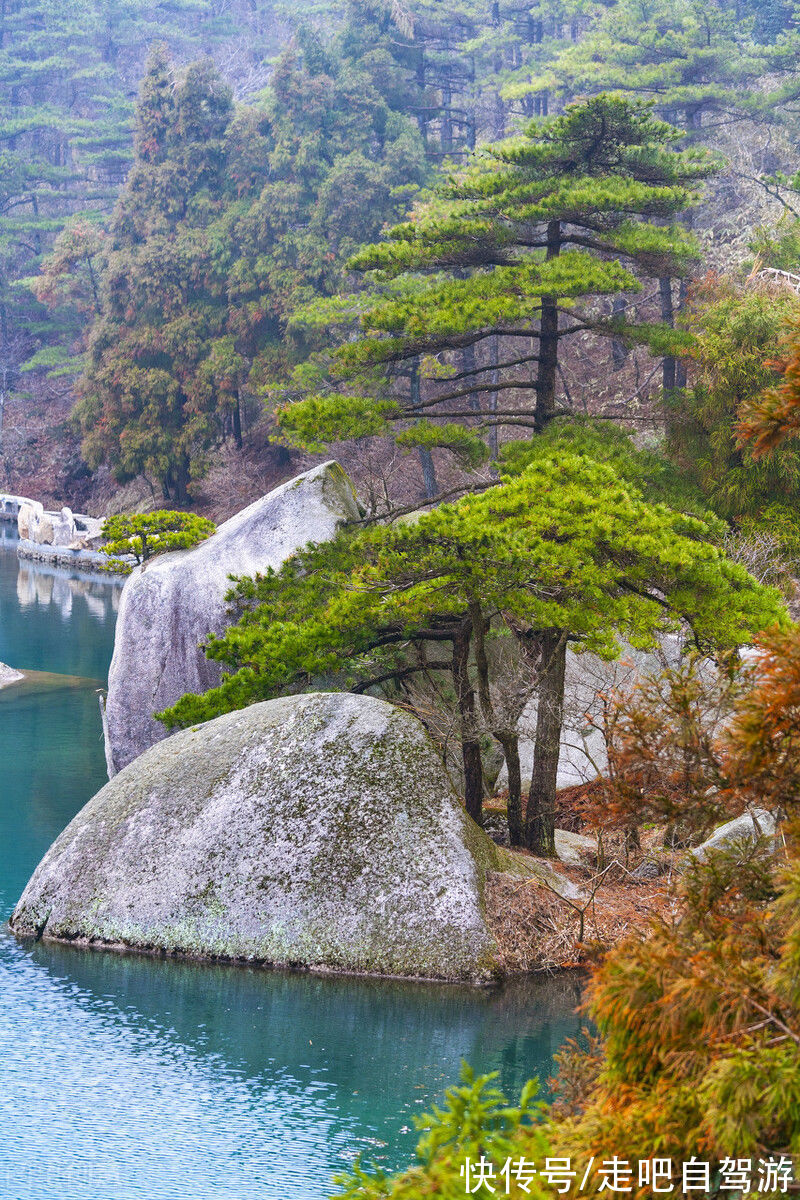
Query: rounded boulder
11 693 502 982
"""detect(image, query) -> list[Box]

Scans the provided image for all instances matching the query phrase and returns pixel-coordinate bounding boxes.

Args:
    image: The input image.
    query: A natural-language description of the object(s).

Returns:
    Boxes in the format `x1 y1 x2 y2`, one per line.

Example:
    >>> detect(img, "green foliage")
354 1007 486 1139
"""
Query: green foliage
751 217 800 272
0 0 248 387
281 94 715 467
394 421 489 469
666 274 800 549
159 449 782 730
101 510 215 571
74 50 240 501
529 0 800 138
332 1065 551 1200
67 4 433 499
499 418 706 512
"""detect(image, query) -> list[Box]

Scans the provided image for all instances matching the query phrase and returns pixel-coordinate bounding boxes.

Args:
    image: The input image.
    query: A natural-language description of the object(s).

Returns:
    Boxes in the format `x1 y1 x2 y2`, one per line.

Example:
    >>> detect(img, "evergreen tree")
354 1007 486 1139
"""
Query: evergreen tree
159 445 781 854
279 94 712 479
75 49 239 502
0 0 246 366
73 19 430 500
667 274 800 547
532 0 798 136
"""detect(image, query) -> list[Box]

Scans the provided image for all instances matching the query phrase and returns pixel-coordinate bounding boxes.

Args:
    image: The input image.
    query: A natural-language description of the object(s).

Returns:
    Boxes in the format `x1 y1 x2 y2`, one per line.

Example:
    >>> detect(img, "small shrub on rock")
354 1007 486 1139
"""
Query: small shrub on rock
101 511 215 573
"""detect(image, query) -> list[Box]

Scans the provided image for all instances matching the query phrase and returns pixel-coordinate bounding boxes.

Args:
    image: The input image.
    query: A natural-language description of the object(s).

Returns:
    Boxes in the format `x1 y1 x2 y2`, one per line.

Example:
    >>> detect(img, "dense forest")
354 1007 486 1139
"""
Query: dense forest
6 0 800 1189
7 0 800 518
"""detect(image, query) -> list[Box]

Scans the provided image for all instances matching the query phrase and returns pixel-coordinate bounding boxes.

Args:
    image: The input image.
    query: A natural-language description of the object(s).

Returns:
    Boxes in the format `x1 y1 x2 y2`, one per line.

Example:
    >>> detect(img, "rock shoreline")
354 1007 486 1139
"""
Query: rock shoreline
15 537 127 574
0 662 24 689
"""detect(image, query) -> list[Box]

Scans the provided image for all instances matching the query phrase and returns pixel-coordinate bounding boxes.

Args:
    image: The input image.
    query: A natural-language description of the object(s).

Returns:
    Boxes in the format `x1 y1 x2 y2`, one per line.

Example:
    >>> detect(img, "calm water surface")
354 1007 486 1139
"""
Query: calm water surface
0 533 583 1199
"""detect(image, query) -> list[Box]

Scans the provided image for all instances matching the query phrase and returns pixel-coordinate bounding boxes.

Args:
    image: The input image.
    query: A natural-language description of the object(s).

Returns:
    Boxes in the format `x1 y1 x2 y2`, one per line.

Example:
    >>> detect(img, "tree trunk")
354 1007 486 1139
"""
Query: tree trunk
419 447 437 499
500 733 523 846
411 359 438 498
536 220 561 429
526 631 567 856
174 453 190 506
233 390 243 449
453 622 483 825
611 296 628 370
675 276 689 389
659 277 676 392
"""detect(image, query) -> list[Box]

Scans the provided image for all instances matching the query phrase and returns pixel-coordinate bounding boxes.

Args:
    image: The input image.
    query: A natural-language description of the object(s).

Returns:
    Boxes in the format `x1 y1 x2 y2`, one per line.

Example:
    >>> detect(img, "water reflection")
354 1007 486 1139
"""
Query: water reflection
0 536 120 680
15 558 121 622
2 932 583 1198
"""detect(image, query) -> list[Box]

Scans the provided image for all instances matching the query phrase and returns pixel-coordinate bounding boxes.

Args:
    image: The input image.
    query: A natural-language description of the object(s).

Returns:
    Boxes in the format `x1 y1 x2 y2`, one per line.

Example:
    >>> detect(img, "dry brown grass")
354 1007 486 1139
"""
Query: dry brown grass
485 867 672 974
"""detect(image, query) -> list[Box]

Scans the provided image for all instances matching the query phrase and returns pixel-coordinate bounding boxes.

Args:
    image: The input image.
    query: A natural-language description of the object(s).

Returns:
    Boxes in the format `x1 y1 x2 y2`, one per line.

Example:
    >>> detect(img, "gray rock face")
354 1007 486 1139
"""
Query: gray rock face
11 693 501 982
104 462 360 774
685 808 778 864
554 828 597 869
631 859 662 881
0 662 23 689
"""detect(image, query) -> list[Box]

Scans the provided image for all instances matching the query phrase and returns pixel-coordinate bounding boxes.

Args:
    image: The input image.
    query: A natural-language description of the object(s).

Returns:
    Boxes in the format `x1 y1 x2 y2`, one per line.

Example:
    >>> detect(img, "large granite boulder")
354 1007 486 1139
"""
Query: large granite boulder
11 693 502 982
103 462 360 774
684 808 778 865
18 500 77 546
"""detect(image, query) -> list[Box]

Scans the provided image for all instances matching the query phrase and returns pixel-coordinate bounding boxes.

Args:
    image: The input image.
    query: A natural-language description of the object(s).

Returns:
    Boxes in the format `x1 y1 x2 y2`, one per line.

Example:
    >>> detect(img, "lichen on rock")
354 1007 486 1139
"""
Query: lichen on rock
11 692 504 983
103 461 361 775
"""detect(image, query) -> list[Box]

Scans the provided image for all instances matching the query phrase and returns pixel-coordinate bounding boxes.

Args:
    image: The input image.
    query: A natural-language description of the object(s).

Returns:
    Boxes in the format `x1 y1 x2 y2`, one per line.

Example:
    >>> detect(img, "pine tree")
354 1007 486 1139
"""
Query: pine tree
532 0 797 136
159 442 782 853
279 94 712 469
75 49 239 502
72 19 431 500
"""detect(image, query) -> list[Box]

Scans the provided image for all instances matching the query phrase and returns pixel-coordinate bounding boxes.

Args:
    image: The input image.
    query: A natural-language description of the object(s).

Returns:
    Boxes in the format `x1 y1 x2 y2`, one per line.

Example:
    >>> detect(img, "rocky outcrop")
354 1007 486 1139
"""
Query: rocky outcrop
554 828 597 869
685 808 778 865
17 501 103 548
103 462 360 774
0 662 24 689
0 492 31 521
11 692 503 982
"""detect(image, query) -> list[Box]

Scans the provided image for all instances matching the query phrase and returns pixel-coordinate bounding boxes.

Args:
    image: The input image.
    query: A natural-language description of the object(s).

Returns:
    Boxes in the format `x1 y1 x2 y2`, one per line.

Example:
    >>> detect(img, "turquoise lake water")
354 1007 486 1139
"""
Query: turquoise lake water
0 533 583 1199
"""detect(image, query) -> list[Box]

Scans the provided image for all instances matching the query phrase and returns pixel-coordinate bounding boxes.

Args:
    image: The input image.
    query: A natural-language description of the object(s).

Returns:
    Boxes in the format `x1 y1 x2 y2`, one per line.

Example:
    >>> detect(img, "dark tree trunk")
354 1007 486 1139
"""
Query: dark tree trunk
463 342 480 413
611 296 628 370
419 447 438 499
624 824 641 863
660 276 676 392
174 453 190 506
500 733 523 846
675 276 689 389
536 220 561 428
525 631 567 856
411 359 438 498
233 390 243 449
453 622 483 825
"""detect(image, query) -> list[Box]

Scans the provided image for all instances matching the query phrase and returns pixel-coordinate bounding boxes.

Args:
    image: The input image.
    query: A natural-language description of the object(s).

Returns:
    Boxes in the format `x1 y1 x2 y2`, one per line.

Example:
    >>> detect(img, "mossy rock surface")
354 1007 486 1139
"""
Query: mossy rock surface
11 692 503 982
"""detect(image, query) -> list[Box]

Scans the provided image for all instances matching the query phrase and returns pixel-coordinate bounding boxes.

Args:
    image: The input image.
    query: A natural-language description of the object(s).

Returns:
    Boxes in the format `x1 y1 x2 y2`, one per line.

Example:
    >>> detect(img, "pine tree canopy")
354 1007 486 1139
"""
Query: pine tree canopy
521 0 800 135
278 93 716 466
159 445 783 731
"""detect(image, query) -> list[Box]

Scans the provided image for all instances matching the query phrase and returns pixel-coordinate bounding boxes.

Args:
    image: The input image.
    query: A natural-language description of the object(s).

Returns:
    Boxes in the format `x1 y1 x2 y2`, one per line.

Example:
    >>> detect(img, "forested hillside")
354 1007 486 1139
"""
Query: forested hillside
6 0 800 525
6 1 800 1185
